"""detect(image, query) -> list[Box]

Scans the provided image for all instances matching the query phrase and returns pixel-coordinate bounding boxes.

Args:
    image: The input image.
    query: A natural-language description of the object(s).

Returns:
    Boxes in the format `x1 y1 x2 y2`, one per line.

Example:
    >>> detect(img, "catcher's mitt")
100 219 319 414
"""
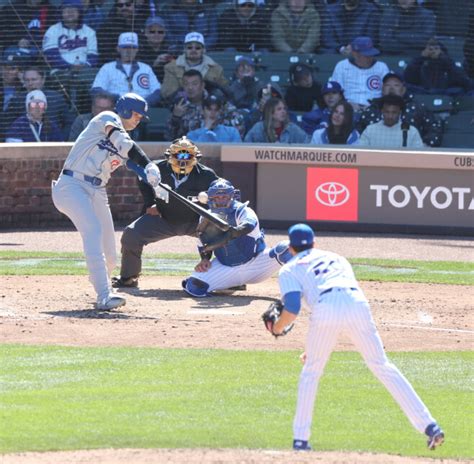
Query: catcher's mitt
197 218 236 253
261 300 294 338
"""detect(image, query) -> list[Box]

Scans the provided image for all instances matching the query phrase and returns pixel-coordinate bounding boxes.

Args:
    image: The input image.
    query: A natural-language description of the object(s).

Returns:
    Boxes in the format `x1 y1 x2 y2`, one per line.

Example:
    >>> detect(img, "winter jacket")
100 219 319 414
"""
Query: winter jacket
161 54 228 101
187 124 242 143
217 5 271 52
311 127 359 145
271 3 321 53
404 55 471 95
244 120 310 143
322 0 381 53
379 4 435 55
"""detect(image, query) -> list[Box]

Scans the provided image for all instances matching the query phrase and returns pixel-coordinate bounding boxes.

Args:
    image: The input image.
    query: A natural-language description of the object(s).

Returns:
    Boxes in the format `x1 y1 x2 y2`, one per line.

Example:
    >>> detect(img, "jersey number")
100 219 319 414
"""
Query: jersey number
312 259 342 279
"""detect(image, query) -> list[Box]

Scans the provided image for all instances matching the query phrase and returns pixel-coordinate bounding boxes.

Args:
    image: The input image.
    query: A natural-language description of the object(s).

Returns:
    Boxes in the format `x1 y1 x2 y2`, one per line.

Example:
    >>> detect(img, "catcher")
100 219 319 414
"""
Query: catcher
113 136 218 288
182 178 292 297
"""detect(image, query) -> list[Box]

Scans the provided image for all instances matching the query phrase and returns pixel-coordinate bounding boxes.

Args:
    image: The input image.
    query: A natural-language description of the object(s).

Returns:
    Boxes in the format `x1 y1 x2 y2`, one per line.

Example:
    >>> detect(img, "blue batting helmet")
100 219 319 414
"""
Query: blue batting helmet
115 93 149 120
207 178 240 215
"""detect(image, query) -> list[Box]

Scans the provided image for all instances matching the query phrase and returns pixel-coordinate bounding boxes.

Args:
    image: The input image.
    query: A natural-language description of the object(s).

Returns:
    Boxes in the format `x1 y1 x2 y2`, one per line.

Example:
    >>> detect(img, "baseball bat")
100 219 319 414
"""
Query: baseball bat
126 160 231 232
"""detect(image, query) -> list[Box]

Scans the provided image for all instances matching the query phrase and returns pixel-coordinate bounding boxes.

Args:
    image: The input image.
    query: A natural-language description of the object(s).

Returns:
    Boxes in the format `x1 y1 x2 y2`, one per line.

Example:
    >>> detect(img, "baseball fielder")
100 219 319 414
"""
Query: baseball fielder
182 178 292 296
265 223 445 451
52 93 163 311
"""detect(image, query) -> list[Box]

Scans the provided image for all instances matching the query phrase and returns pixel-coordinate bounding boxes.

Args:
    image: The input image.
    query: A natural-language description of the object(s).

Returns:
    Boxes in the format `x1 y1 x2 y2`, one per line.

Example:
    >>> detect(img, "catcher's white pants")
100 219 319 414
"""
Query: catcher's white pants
190 247 280 291
293 288 435 442
52 174 116 301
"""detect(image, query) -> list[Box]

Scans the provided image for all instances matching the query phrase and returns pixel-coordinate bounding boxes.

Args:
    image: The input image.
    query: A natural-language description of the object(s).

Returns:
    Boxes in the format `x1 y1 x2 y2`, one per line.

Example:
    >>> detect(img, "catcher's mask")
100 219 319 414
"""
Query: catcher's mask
164 136 202 176
207 178 240 215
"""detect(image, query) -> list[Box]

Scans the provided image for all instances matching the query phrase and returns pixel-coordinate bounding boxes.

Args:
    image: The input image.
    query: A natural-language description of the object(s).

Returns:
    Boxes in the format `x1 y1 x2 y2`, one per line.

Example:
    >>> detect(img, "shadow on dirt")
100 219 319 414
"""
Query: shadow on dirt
42 309 160 320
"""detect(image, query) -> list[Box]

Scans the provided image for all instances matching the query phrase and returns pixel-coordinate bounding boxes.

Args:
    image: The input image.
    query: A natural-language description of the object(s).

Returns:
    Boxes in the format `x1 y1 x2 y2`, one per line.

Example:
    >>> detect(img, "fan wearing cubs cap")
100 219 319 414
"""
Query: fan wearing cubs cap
263 223 445 452
91 32 161 107
113 136 219 289
160 31 228 102
52 92 163 311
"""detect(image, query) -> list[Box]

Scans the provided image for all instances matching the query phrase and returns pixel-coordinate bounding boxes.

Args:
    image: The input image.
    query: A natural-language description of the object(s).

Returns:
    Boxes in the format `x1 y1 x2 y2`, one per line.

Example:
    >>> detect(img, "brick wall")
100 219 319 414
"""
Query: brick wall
0 143 223 229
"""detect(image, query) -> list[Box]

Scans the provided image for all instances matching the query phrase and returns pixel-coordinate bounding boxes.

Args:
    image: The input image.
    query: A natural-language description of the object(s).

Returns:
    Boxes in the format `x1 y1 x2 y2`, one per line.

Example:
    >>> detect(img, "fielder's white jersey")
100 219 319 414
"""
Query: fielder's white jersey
331 59 389 106
278 248 363 307
63 111 133 184
92 61 161 99
43 22 98 65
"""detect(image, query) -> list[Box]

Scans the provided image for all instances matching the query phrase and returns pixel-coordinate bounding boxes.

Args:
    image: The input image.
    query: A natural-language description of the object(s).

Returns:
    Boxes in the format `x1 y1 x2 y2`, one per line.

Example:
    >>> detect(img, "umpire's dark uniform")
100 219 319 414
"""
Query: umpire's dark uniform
117 159 218 283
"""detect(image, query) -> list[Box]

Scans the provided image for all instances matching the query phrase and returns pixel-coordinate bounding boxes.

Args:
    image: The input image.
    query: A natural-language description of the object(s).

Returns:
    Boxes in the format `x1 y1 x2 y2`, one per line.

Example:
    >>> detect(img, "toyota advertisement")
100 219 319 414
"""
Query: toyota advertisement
304 167 474 227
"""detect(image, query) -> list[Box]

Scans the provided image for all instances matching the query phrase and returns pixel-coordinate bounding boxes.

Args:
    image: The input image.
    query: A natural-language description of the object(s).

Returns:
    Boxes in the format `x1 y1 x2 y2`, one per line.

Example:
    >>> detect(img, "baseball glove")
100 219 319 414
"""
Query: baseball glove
262 300 294 338
197 218 236 253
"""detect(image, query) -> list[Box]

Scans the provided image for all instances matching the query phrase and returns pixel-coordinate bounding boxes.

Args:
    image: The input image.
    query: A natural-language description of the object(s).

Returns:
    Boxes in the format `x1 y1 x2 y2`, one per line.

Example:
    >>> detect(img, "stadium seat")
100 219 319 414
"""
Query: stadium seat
412 94 454 113
453 95 474 112
441 131 474 148
143 107 171 141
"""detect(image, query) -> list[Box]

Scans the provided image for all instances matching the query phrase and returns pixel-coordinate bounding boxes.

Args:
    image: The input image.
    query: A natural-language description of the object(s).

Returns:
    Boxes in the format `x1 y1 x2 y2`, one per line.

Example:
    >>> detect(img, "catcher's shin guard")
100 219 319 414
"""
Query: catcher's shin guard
182 277 210 297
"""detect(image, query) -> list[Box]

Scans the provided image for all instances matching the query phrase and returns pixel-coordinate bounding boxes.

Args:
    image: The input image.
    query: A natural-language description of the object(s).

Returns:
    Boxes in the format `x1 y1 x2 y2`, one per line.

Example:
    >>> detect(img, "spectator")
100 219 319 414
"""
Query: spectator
0 0 55 54
138 16 174 83
404 37 471 96
271 0 321 53
161 0 218 51
161 32 228 102
43 0 98 70
187 95 242 142
244 97 310 143
300 81 345 135
217 0 271 52
6 90 64 142
311 101 359 144
464 4 474 80
358 71 443 146
285 63 322 112
68 90 115 140
91 32 161 106
379 0 435 56
358 94 424 148
331 36 389 111
0 52 24 141
228 56 259 110
82 0 114 31
97 0 148 64
321 0 381 54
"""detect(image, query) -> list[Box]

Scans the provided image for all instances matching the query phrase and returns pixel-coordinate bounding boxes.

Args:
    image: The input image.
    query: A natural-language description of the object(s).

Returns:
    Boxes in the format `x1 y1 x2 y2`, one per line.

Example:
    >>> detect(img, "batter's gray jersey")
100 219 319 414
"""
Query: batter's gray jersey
63 111 134 185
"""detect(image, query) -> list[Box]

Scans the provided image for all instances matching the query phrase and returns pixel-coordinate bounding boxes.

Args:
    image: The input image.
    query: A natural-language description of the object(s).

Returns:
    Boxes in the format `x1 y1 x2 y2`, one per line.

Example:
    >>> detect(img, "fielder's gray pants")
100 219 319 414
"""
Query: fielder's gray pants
120 214 197 278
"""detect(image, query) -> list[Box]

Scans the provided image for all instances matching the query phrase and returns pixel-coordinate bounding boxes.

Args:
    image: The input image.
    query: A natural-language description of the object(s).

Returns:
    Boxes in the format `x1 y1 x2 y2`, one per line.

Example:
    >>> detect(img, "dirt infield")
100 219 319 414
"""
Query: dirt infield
1 229 473 463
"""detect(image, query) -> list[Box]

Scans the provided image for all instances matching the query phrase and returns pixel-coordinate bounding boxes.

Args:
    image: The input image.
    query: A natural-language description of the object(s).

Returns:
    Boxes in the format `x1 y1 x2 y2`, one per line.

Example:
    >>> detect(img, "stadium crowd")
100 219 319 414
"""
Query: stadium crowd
0 0 473 148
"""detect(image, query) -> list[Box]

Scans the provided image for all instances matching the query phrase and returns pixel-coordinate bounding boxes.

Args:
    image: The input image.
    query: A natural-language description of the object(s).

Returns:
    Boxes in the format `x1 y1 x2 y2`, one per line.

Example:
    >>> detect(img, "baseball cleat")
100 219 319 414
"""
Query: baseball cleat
112 276 138 288
96 295 126 311
425 423 445 450
293 439 311 451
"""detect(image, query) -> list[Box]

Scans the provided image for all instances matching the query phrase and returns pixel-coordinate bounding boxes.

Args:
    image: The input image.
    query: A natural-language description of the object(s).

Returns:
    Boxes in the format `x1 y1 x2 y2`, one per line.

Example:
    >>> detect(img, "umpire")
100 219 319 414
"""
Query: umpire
113 136 218 288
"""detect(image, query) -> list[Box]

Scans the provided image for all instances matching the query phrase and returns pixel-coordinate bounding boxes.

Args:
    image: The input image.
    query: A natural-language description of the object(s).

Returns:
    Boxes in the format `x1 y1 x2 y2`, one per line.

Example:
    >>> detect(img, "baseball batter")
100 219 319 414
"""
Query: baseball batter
52 93 163 310
182 178 292 296
266 223 445 451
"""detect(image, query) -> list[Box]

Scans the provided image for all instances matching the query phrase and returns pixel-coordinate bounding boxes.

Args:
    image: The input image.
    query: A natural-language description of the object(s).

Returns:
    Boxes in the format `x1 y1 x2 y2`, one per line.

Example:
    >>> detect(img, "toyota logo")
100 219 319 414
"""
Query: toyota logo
315 182 350 207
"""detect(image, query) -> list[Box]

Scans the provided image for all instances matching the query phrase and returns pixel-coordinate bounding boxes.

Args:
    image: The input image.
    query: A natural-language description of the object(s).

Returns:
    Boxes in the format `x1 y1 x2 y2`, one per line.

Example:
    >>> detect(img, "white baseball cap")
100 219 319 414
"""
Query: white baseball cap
184 32 205 46
118 32 139 48
25 90 47 111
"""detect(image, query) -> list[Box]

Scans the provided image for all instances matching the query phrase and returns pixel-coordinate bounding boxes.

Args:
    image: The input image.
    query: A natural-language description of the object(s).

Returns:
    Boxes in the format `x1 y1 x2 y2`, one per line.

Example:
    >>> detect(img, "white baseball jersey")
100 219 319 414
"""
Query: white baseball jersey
331 59 389 106
63 111 133 184
43 22 98 65
92 61 161 99
279 247 436 443
358 120 424 148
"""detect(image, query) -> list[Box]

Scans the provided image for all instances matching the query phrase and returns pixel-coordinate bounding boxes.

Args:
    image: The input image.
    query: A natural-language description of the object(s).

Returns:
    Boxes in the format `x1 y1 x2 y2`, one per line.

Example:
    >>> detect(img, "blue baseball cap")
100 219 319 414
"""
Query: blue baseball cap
288 224 314 247
322 81 343 95
351 36 379 56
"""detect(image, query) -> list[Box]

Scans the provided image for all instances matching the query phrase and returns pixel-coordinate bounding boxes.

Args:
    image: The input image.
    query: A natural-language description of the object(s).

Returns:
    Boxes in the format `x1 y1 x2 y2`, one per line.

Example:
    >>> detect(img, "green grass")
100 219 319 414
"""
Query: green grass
0 251 473 284
1 345 473 458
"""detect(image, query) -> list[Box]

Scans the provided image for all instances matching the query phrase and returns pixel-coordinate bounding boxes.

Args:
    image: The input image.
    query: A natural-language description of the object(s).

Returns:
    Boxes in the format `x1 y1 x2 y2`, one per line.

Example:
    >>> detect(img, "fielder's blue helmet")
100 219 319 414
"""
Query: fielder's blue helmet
115 93 149 120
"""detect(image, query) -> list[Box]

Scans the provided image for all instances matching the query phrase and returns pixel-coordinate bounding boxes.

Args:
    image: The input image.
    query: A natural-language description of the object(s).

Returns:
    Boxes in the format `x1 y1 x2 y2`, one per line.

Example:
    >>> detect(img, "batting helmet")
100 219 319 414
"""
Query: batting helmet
115 93 149 120
207 178 240 215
